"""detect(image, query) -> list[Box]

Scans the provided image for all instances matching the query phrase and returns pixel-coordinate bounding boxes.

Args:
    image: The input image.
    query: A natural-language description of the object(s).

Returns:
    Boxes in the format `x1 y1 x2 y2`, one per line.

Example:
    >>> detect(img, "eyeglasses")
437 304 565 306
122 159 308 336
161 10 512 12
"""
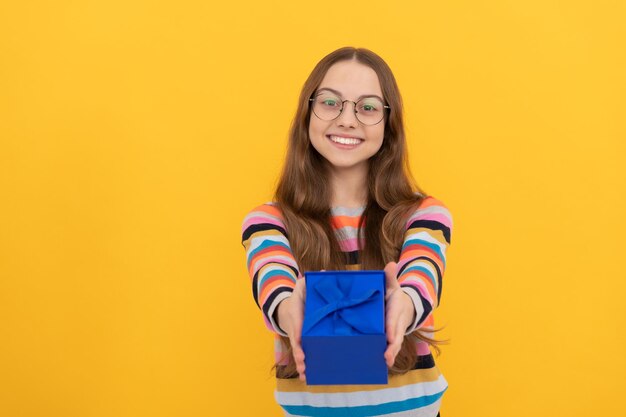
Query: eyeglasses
309 91 390 126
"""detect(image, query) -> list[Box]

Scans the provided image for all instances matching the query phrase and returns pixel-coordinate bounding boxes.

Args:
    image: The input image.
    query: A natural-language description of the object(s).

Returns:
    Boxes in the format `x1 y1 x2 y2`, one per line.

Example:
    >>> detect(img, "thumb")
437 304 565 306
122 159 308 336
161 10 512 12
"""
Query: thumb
384 262 399 291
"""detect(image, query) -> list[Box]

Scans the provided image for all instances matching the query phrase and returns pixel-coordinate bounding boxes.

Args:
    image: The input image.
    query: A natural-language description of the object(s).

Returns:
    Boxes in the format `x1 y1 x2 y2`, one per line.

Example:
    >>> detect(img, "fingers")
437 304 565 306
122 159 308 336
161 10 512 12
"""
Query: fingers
292 340 306 380
295 276 307 299
384 264 410 368
384 262 398 284
287 286 306 381
385 301 398 367
384 325 402 367
384 261 397 275
386 302 397 342
385 311 409 367
384 262 399 298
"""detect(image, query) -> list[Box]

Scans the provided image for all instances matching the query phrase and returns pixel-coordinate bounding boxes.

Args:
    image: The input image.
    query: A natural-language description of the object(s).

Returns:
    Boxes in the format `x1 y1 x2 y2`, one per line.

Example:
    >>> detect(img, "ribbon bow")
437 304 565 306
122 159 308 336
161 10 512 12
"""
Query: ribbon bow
303 277 382 335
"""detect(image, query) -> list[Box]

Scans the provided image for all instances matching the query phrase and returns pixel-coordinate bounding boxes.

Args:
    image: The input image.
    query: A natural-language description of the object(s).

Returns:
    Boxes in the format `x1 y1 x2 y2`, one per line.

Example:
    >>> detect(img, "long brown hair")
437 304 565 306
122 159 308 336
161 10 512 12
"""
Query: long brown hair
274 47 442 377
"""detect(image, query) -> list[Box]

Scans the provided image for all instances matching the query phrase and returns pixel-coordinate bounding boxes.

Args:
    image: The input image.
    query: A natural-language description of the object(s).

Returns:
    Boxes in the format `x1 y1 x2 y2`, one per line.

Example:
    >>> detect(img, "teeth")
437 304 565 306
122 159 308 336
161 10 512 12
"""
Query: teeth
329 135 362 145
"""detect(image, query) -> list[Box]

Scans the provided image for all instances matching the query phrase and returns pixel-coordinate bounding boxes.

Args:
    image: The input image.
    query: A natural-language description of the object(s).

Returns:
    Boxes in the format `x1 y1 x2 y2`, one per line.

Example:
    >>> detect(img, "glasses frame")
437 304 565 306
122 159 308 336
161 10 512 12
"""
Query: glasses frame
308 96 391 126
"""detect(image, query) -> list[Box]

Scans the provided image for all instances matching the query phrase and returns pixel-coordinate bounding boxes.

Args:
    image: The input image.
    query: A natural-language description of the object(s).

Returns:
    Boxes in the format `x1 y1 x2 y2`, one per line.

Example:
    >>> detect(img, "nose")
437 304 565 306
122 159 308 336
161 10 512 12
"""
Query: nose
336 100 359 128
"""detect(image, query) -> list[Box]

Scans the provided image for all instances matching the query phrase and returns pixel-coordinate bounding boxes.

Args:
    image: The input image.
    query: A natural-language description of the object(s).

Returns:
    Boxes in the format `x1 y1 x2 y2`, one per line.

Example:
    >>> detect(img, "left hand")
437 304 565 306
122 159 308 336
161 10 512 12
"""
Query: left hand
383 262 416 368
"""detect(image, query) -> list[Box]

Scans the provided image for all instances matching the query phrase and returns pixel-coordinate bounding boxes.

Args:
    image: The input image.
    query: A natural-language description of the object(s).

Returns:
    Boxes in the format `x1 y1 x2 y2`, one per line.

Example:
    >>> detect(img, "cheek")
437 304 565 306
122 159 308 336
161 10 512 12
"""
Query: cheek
308 116 327 141
369 126 385 146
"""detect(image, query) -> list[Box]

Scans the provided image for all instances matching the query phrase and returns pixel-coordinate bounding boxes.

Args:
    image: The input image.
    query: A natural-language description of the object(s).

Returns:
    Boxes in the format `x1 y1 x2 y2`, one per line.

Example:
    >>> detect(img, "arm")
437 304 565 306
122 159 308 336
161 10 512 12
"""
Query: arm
241 203 308 380
241 203 300 335
397 196 453 334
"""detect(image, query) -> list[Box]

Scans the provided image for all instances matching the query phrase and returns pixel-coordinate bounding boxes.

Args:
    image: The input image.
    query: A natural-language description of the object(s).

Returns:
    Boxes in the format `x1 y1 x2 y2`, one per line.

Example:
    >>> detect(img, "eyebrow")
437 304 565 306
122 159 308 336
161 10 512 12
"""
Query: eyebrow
316 87 384 102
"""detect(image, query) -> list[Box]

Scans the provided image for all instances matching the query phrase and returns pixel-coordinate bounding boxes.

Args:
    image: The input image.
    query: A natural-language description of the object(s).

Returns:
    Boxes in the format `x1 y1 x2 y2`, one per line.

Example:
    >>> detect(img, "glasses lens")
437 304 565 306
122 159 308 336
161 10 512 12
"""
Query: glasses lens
312 92 342 121
355 97 385 125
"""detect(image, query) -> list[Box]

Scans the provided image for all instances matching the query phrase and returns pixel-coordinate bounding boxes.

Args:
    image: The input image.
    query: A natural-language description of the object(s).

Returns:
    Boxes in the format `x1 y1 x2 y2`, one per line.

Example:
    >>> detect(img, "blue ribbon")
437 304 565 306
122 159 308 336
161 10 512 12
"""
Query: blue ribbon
303 277 382 335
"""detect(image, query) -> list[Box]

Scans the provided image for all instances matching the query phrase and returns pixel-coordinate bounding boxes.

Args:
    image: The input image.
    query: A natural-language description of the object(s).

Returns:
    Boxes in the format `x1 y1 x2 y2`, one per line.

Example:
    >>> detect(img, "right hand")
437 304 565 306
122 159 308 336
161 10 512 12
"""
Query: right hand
276 277 307 381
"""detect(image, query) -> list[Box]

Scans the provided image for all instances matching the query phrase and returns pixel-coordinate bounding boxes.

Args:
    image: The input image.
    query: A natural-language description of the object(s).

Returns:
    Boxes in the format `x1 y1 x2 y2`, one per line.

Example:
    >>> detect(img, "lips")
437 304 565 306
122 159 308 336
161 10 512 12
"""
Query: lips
327 135 363 146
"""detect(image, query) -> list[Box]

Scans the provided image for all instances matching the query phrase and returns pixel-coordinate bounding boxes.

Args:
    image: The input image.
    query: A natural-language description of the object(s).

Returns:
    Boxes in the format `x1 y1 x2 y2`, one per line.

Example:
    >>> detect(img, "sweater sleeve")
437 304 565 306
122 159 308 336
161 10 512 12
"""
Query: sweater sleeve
397 196 453 334
241 203 300 336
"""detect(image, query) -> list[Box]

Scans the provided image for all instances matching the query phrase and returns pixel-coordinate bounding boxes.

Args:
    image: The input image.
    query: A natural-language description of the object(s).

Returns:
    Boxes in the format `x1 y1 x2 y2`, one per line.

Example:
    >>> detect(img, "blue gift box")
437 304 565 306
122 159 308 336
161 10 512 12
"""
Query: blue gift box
302 270 388 385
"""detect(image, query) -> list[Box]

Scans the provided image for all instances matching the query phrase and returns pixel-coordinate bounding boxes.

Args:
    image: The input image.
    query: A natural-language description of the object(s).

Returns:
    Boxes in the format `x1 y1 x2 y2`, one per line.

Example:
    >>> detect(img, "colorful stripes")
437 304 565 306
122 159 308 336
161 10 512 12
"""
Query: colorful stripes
397 197 452 332
242 204 299 334
281 392 444 417
241 197 453 416
276 367 447 417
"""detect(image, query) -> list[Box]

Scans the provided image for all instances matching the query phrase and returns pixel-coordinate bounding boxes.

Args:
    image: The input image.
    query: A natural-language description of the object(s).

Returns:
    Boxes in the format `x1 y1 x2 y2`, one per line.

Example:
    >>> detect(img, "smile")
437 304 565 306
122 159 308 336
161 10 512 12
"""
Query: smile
327 135 363 146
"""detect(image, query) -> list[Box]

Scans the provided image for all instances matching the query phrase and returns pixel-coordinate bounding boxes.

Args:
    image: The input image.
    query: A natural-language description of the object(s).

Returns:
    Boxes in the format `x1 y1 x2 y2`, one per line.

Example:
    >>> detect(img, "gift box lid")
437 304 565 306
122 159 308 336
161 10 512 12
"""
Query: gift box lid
303 270 385 336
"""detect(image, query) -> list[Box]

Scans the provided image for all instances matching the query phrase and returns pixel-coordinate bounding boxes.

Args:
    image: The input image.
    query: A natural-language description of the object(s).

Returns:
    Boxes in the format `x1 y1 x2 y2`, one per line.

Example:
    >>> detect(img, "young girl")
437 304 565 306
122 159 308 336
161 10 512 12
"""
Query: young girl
241 47 452 417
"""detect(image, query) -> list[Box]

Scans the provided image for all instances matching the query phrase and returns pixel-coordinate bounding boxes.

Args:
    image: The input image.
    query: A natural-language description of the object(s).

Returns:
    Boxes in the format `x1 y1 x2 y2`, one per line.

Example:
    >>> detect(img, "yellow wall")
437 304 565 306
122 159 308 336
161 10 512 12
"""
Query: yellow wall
1 1 624 416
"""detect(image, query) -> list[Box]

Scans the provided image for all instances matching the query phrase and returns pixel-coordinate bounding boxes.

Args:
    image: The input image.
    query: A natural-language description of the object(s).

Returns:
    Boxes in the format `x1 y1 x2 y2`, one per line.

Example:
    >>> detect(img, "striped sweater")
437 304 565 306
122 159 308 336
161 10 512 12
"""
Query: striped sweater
241 196 453 417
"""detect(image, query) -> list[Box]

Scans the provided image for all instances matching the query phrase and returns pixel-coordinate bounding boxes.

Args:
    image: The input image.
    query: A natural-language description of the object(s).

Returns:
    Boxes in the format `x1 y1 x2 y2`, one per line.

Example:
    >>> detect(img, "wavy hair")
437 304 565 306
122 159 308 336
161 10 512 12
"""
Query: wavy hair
274 47 443 378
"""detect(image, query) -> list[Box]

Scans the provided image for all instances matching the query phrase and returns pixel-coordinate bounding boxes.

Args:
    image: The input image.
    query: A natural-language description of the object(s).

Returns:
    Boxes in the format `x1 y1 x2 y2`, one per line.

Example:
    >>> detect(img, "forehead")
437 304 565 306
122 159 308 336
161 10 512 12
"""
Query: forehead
318 60 383 98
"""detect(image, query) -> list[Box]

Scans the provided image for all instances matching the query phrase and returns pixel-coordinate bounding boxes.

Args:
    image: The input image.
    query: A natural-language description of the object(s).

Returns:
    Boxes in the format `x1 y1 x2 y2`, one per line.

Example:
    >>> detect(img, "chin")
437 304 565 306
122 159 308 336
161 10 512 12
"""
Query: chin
327 159 368 171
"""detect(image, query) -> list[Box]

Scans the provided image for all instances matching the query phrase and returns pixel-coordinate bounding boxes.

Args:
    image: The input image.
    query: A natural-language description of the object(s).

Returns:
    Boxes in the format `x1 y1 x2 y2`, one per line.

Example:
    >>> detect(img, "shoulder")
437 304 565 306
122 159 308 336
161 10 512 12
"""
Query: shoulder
408 196 452 221
242 202 283 221
241 202 287 236
405 196 453 241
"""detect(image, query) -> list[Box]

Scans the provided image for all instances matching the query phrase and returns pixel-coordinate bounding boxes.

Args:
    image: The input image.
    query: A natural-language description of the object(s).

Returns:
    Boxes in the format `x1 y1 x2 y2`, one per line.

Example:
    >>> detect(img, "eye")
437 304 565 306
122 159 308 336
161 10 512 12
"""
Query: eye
322 98 339 107
315 92 342 108
359 101 380 112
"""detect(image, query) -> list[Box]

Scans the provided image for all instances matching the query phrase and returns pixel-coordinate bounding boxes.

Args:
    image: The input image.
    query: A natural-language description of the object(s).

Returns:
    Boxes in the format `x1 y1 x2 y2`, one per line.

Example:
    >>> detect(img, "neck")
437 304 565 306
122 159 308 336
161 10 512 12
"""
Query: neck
329 164 369 208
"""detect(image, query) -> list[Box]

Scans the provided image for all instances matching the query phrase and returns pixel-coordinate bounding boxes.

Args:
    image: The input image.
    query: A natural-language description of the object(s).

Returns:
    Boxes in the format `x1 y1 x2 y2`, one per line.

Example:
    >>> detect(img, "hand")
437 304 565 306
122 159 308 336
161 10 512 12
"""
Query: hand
276 277 307 381
383 262 416 368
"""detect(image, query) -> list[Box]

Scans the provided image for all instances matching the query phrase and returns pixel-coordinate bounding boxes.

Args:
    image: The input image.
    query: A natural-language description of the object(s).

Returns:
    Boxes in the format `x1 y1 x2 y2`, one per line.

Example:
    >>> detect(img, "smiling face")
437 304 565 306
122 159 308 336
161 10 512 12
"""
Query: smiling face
308 60 385 174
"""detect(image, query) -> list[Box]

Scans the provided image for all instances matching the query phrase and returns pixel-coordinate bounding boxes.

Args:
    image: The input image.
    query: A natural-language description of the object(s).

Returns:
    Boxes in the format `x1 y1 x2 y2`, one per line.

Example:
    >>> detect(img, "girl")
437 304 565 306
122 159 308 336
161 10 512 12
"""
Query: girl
241 47 452 417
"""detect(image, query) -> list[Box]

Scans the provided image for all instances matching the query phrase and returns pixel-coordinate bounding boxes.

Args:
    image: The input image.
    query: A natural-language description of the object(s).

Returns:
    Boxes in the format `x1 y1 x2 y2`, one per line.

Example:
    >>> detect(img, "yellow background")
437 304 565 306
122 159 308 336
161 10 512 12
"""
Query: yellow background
1 1 625 416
